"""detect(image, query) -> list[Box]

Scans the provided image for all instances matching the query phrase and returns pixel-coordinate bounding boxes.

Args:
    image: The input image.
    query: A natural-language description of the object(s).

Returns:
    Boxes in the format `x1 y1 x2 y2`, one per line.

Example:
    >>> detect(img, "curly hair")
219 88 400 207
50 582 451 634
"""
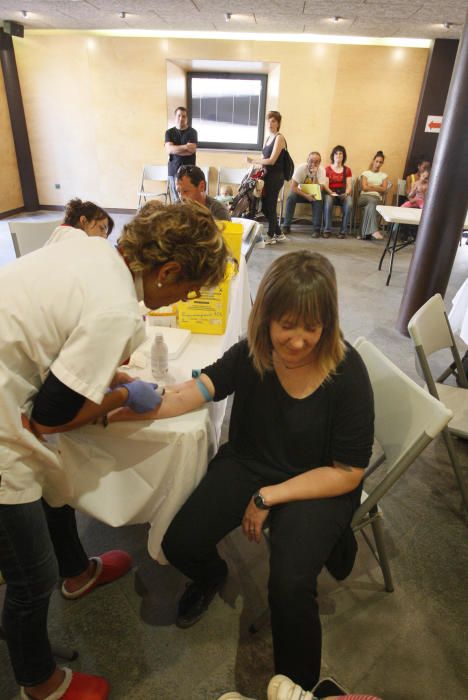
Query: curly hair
248 251 345 378
63 198 114 236
118 201 232 288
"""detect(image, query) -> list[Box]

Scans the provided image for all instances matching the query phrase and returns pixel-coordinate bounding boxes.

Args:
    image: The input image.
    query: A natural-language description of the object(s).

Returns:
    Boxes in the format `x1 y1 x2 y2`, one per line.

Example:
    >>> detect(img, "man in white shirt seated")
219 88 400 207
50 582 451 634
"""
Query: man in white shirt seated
282 152 326 238
176 165 231 221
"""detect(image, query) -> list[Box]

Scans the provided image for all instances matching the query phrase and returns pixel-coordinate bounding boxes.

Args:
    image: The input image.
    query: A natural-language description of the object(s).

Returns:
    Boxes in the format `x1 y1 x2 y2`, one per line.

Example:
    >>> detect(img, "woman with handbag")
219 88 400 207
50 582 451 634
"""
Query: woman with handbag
247 110 286 245
323 145 353 239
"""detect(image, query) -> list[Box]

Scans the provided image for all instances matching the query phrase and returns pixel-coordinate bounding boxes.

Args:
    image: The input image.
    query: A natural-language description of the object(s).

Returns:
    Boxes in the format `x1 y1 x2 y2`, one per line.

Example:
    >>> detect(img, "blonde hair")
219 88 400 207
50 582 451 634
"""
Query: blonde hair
248 251 345 377
118 201 231 287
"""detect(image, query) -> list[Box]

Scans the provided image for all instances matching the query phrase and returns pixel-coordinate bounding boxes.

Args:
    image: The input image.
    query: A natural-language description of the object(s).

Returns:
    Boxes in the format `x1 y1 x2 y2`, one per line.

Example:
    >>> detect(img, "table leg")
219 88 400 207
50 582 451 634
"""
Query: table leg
386 223 400 285
378 222 395 271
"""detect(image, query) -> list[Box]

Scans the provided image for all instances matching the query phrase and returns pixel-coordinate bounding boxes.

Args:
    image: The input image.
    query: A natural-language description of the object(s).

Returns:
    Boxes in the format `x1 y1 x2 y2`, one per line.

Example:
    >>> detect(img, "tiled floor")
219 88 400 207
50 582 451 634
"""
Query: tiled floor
1 216 467 700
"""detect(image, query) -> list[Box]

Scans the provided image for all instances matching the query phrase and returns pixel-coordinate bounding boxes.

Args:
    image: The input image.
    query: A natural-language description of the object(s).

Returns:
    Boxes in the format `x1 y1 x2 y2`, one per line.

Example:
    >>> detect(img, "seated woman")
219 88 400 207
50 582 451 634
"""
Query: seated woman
111 250 374 692
45 197 114 245
357 151 389 240
405 155 431 195
323 145 353 239
401 167 430 209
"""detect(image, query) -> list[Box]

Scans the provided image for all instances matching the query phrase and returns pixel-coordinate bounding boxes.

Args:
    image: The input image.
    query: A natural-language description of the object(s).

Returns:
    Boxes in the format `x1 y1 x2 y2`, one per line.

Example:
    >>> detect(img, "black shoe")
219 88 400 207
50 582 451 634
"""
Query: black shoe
312 231 321 239
176 576 226 629
313 677 348 697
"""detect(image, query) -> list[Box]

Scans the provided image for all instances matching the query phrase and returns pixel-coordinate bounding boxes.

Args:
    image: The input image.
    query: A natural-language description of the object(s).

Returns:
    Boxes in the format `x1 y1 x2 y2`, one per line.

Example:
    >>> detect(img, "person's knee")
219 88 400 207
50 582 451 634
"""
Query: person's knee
268 567 318 613
8 553 59 607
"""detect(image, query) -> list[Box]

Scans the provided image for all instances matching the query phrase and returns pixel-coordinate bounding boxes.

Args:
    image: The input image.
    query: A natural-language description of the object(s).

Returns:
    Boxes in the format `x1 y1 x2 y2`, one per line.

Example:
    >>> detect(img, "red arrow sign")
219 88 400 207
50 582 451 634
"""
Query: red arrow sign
429 120 441 129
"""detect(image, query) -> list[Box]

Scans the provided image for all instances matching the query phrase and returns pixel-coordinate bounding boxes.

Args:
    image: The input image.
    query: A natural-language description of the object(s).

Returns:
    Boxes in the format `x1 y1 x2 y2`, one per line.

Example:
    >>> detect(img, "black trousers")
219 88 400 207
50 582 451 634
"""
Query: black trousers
162 449 359 690
262 171 284 238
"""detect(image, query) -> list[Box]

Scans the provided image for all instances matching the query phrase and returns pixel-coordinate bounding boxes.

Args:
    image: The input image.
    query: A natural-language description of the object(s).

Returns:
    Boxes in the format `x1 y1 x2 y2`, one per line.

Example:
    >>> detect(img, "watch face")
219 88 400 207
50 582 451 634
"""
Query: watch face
254 493 267 509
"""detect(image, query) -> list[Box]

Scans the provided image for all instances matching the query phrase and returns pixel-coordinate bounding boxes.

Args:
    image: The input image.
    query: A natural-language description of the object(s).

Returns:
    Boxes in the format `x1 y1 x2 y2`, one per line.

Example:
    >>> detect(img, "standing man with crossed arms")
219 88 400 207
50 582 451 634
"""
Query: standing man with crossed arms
165 107 198 203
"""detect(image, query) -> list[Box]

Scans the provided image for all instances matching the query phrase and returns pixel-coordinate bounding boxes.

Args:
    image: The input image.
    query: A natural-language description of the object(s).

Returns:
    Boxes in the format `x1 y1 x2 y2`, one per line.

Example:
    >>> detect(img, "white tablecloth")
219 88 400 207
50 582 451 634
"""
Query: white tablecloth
53 259 250 562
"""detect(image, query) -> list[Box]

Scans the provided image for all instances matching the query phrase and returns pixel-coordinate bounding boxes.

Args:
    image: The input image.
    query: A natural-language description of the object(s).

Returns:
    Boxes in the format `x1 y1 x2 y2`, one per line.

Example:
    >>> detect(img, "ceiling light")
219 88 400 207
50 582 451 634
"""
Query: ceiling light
333 16 342 22
21 10 27 17
119 11 126 19
443 22 454 29
225 13 231 22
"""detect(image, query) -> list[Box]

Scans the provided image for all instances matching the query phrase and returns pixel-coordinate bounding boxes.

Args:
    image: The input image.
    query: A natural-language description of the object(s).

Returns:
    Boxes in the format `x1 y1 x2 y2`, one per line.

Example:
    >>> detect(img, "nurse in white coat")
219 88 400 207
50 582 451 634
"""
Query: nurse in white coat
0 201 230 700
45 197 114 246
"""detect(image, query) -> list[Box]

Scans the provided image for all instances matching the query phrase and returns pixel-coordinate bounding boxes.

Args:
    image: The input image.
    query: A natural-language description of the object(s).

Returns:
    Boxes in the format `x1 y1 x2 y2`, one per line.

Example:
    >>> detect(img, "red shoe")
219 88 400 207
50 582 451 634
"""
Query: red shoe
21 669 109 700
61 550 133 600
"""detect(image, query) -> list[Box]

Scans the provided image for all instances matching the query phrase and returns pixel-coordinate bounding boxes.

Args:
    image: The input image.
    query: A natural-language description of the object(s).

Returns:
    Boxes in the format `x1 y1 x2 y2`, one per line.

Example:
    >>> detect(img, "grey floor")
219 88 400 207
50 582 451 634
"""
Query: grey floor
1 214 467 700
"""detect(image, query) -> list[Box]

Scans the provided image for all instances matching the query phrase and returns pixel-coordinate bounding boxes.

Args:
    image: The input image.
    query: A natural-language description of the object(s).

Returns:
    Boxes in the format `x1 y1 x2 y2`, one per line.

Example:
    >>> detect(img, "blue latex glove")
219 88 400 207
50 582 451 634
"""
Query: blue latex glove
120 380 163 413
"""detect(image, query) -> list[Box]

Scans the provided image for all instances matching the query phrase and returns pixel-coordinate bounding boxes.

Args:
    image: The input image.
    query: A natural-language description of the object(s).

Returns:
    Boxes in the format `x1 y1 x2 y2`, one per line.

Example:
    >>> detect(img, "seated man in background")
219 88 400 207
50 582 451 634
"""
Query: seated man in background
176 165 231 221
282 151 326 238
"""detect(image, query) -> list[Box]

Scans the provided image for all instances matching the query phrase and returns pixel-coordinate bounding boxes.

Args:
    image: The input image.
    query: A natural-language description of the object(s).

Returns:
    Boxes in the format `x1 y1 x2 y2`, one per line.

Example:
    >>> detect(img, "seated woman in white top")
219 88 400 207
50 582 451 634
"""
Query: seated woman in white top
45 198 114 245
357 151 389 240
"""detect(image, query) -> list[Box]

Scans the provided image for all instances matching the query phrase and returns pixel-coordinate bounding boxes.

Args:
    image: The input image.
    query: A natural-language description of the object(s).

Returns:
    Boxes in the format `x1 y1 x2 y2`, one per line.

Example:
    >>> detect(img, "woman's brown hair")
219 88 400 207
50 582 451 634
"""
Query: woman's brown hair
63 198 114 236
248 251 345 377
267 110 282 129
118 200 233 288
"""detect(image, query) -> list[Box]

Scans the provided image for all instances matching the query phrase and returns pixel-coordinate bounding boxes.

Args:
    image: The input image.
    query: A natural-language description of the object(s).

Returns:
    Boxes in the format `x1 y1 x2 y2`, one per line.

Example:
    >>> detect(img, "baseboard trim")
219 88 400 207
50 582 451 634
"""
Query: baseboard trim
0 206 25 219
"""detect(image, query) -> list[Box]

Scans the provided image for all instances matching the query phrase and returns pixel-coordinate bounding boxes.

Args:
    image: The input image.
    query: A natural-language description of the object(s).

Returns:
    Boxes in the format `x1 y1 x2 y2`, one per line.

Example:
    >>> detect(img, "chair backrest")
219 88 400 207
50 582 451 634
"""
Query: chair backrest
383 179 393 204
407 293 467 391
396 178 406 205
8 218 63 257
142 164 168 182
217 167 246 194
352 337 452 524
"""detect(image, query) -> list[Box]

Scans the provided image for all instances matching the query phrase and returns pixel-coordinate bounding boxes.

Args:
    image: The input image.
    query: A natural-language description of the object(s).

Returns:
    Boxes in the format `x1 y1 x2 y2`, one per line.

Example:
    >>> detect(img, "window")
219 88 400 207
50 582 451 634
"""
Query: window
187 72 267 151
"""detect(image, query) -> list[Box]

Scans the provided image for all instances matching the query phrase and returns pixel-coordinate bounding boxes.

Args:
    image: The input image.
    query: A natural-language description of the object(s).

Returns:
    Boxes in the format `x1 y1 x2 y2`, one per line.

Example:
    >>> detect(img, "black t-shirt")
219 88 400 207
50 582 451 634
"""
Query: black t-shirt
202 339 374 480
165 126 198 176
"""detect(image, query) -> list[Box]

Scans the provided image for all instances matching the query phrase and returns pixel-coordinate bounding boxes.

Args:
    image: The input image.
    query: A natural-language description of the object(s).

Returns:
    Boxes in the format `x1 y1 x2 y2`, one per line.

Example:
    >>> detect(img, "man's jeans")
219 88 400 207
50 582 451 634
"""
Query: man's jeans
283 192 322 231
323 194 353 233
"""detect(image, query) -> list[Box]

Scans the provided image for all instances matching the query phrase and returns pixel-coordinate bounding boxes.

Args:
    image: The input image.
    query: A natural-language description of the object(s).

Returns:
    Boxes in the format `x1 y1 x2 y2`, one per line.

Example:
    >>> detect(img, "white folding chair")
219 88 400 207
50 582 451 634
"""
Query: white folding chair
8 218 63 257
217 167 246 195
137 164 169 208
396 178 406 205
407 294 468 512
199 166 211 195
352 337 453 591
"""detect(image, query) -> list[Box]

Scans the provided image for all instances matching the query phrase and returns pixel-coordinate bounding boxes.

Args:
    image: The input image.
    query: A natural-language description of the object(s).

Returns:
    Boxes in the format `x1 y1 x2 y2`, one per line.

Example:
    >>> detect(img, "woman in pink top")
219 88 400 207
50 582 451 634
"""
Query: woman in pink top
401 167 430 209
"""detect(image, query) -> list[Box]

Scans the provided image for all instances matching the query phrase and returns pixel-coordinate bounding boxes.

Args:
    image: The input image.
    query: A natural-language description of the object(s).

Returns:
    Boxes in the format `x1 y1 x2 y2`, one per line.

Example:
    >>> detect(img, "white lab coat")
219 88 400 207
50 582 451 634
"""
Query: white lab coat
0 237 145 505
44 224 87 246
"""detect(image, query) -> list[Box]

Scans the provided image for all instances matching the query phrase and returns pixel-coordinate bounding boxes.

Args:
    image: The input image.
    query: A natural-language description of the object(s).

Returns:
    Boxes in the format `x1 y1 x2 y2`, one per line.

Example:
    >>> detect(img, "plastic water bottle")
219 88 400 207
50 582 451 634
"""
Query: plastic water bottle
151 333 168 380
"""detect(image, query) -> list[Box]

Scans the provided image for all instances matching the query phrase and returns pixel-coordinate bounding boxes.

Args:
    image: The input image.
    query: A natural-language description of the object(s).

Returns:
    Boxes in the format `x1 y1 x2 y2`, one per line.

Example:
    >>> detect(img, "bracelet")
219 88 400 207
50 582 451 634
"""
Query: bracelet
195 377 212 403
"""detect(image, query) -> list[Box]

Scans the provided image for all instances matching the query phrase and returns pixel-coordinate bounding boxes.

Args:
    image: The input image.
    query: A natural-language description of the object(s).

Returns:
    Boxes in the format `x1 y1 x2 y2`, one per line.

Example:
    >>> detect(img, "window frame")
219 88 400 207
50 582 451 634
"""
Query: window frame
186 71 267 151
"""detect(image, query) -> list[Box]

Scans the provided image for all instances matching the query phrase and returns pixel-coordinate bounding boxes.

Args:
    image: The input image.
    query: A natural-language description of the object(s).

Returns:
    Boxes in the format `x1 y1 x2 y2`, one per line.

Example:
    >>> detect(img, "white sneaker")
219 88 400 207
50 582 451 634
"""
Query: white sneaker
268 675 315 700
217 693 257 700
264 237 277 245
274 233 287 242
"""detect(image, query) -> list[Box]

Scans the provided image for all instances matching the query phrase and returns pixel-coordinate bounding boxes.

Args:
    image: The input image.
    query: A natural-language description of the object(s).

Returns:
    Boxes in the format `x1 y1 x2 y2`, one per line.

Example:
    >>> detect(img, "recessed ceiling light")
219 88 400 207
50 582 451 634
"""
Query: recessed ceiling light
224 13 231 22
21 10 27 17
443 21 454 29
333 16 342 22
119 11 126 19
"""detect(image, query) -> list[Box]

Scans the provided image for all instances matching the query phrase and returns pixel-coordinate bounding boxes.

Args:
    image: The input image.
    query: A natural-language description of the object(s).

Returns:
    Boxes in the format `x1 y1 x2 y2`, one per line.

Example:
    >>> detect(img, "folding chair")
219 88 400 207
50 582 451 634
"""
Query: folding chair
249 338 452 632
352 337 452 591
8 219 63 257
396 178 406 206
137 164 169 208
407 293 468 512
216 167 246 195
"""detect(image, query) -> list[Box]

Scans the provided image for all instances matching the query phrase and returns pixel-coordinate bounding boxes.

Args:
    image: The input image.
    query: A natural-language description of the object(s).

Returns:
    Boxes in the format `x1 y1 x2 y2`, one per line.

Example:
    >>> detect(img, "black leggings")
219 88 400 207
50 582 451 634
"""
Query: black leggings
262 171 284 238
162 450 359 690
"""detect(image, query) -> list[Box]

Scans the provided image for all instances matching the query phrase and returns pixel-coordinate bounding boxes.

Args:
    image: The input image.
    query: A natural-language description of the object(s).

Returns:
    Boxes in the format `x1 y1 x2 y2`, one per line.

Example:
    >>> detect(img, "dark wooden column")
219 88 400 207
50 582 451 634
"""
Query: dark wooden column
0 29 39 211
397 14 468 335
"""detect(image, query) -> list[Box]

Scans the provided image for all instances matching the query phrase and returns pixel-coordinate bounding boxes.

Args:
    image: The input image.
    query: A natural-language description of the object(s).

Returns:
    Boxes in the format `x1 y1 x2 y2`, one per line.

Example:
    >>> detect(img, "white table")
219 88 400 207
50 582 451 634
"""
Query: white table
53 258 250 563
376 206 468 286
449 278 468 345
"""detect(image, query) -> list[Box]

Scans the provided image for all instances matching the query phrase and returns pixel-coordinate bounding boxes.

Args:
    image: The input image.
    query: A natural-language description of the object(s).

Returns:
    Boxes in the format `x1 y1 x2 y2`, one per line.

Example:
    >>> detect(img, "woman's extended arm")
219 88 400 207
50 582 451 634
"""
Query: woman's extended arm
242 462 364 542
109 373 215 422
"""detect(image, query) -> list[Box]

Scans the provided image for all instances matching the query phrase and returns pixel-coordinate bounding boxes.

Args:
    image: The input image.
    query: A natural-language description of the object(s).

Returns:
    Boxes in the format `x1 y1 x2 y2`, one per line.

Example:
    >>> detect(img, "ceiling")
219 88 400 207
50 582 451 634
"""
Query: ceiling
0 1 466 40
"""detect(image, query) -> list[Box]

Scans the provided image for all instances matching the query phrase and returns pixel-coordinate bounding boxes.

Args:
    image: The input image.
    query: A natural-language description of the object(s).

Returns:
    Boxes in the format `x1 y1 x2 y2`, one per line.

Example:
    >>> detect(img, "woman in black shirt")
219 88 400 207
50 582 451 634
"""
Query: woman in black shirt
247 110 286 244
113 251 374 691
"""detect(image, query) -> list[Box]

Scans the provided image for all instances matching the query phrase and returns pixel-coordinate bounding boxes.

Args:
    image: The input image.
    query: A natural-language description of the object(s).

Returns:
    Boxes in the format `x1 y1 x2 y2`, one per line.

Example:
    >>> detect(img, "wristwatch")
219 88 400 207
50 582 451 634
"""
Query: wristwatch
253 490 270 510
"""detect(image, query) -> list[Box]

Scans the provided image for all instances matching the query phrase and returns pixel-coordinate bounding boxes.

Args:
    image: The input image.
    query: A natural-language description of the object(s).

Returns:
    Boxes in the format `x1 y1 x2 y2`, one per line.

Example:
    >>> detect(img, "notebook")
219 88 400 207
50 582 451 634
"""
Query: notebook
298 183 322 200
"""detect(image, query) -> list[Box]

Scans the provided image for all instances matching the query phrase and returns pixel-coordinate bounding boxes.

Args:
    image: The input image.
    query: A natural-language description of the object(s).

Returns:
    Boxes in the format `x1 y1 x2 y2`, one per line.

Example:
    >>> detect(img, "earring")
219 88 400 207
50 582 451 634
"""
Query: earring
157 282 162 288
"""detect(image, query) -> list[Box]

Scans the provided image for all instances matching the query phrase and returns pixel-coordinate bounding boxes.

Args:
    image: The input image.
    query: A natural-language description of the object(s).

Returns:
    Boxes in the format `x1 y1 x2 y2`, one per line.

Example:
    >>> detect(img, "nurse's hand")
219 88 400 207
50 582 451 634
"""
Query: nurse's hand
110 371 135 388
121 380 162 413
241 498 269 544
